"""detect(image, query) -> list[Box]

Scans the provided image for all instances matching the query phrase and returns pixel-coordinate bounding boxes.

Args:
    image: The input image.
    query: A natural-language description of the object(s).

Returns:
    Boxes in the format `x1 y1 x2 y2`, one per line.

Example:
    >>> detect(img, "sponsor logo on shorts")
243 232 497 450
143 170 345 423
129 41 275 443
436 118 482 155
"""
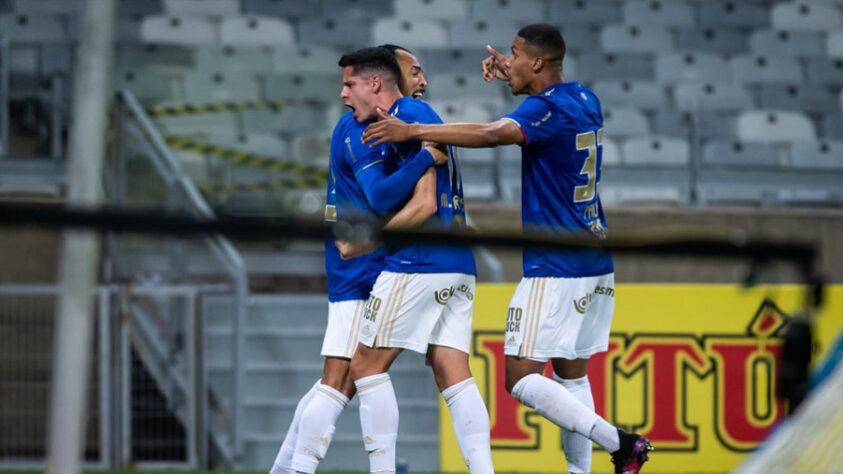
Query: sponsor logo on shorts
434 284 474 304
594 285 614 297
573 294 591 314
505 307 522 332
361 325 371 336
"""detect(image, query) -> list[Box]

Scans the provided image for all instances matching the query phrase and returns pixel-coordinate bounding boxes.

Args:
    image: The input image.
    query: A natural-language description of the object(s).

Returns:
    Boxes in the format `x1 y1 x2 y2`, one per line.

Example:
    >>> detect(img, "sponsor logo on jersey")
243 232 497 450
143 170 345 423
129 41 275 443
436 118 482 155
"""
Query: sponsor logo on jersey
530 110 552 128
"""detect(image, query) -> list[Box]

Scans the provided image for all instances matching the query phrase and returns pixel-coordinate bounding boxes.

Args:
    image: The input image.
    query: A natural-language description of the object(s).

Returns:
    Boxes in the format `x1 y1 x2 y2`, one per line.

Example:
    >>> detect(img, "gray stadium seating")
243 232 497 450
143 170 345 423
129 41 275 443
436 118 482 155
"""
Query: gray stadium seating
183 70 261 102
759 84 841 113
320 0 394 20
591 80 668 109
205 132 289 157
601 107 650 139
676 27 749 54
601 135 622 166
736 110 817 142
372 18 449 48
601 24 674 54
11 0 83 15
116 44 196 74
419 47 487 75
243 0 321 19
829 31 843 57
653 110 737 139
163 0 240 17
194 46 274 74
0 14 67 43
113 18 144 43
242 106 326 134
790 139 843 169
394 0 469 21
674 83 754 112
655 52 732 84
447 20 521 49
290 132 331 166
140 15 217 45
730 55 803 84
622 0 694 27
427 100 492 124
152 110 239 136
822 113 843 139
454 147 497 200
264 73 341 101
771 2 843 31
703 140 782 167
272 46 342 75
426 73 506 107
805 58 843 86
547 0 622 26
622 136 690 165
699 1 770 28
576 53 654 83
749 29 826 58
219 16 295 46
470 0 545 23
297 17 372 48
558 24 602 54
0 0 11 13
114 69 180 103
117 0 164 18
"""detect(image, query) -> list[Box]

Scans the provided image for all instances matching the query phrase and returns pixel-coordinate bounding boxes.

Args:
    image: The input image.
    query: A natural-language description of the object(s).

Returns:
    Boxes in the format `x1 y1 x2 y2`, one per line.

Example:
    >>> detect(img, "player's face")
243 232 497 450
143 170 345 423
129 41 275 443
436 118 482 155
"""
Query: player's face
394 49 427 99
506 36 531 95
340 66 378 122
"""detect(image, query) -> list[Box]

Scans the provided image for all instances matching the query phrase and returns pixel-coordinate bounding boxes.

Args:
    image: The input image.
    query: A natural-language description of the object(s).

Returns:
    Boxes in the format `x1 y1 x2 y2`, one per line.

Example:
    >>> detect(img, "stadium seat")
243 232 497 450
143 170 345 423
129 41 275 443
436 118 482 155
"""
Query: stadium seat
183 70 261 103
591 80 668 109
194 46 274 74
205 132 289 157
242 106 326 134
140 15 217 45
622 0 694 27
427 101 492 123
320 0 394 20
822 113 843 139
653 110 736 140
699 1 769 28
771 2 843 31
243 0 321 19
118 0 164 18
447 20 522 49
749 29 825 58
471 0 545 23
576 53 654 83
8 47 39 77
264 73 341 101
0 0 11 13
697 185 770 207
40 44 72 76
829 32 843 57
790 139 843 169
114 18 143 43
776 188 842 208
676 28 749 55
394 0 469 20
163 0 240 17
674 83 754 112
220 16 294 46
702 140 782 167
547 0 622 26
13 0 83 14
656 52 732 84
601 24 674 54
426 73 506 106
806 58 843 86
601 135 622 166
116 44 196 74
290 132 331 166
0 14 67 43
272 46 342 75
420 48 490 75
454 148 497 200
759 84 840 113
372 19 449 48
601 107 650 139
114 70 180 103
730 55 802 84
152 110 239 136
622 136 690 165
736 110 816 142
297 17 372 48
558 24 601 54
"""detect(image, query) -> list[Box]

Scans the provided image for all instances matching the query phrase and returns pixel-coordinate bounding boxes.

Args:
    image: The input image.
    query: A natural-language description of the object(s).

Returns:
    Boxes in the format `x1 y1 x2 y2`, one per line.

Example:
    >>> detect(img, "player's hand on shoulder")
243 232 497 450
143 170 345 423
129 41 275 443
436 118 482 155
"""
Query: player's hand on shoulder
362 108 413 147
482 44 510 83
422 141 449 165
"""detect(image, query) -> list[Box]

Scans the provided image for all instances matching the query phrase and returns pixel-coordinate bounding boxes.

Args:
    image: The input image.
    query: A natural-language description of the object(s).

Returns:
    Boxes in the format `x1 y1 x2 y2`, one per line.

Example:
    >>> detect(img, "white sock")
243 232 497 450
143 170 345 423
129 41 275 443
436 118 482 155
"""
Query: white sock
554 374 594 473
290 384 349 473
271 379 320 474
511 373 619 453
442 378 494 474
355 373 398 473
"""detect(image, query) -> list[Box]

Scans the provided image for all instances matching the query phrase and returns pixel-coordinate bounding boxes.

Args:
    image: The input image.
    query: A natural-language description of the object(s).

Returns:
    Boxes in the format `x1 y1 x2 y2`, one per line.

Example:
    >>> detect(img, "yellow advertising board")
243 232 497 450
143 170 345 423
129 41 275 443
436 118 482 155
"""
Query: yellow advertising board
439 284 843 473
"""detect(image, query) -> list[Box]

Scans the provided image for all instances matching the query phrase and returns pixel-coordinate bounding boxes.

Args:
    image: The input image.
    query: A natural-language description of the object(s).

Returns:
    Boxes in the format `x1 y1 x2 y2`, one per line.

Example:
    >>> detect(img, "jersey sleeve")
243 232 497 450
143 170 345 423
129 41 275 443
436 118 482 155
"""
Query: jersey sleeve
503 96 562 146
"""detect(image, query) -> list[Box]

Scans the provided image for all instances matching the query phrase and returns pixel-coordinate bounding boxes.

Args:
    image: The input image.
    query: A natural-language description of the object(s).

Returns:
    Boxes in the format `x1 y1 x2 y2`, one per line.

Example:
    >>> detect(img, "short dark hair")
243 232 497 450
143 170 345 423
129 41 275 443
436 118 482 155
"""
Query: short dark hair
517 23 566 64
338 47 402 85
378 43 413 57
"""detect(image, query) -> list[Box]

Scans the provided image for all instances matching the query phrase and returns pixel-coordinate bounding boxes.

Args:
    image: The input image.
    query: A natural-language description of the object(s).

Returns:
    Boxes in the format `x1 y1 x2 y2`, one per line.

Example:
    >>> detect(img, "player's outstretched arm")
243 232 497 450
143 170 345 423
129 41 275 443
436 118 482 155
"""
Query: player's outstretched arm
363 109 524 149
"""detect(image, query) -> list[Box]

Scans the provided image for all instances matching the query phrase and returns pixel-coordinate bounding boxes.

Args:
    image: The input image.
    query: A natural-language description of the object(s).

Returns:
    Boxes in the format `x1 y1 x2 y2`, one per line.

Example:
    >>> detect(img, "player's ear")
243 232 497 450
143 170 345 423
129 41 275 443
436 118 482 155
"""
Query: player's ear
532 56 544 73
370 74 382 93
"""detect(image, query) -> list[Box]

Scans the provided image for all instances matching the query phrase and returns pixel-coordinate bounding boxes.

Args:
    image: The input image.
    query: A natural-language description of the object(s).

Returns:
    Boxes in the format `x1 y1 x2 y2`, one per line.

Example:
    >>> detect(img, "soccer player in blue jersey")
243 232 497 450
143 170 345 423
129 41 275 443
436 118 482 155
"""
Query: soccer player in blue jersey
362 24 653 474
337 47 495 474
269 50 447 474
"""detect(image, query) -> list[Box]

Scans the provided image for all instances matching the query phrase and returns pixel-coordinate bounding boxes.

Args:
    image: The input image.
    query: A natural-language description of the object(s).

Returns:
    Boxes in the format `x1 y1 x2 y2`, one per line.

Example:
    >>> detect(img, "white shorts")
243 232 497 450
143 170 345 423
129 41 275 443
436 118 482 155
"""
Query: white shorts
321 299 367 358
504 273 615 361
357 271 475 355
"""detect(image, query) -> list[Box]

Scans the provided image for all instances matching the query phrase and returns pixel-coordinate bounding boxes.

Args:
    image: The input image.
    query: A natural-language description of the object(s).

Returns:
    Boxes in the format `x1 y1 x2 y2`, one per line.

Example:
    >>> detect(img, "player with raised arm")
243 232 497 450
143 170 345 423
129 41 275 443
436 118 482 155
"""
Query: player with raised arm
338 47 495 474
362 24 654 474
269 49 447 474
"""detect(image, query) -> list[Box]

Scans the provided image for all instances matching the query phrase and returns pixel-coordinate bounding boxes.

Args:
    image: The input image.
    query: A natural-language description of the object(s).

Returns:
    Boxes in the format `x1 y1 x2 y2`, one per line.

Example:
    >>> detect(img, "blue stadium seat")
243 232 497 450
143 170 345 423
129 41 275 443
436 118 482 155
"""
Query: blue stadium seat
264 73 341 101
576 53 654 83
601 24 674 54
749 29 825 58
184 70 262 103
220 16 295 46
320 0 393 20
591 80 668 109
703 140 781 167
297 17 372 48
601 107 650 139
736 110 816 142
548 0 622 26
771 2 843 31
558 24 601 54
699 1 769 28
730 55 803 84
656 52 732 84
140 15 217 45
419 48 487 75
0 14 66 43
829 32 843 57
622 0 694 27
676 28 749 54
272 46 342 75
759 84 840 113
394 0 469 20
806 58 843 86
163 0 240 17
195 46 274 74
447 20 521 49
790 139 843 169
373 19 449 48
471 0 545 23
822 113 843 139
622 136 690 165
674 83 754 112
243 0 321 19
426 73 506 107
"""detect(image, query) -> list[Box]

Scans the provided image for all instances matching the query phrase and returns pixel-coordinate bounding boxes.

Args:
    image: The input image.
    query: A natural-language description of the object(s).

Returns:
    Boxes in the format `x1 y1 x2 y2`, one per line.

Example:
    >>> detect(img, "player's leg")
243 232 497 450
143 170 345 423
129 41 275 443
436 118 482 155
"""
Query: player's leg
551 358 593 474
290 300 365 473
270 379 320 474
426 274 494 473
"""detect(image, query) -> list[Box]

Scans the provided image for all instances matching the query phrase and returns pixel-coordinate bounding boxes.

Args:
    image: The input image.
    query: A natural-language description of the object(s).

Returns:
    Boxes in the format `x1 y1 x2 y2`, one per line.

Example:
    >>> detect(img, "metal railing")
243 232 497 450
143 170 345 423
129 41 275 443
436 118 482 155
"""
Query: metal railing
113 90 249 460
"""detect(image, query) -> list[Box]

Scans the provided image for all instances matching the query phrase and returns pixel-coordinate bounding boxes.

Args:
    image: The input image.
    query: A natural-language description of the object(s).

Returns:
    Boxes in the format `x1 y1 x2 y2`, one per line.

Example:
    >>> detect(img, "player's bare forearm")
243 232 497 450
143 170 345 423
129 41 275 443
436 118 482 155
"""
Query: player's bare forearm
384 168 437 230
364 118 523 149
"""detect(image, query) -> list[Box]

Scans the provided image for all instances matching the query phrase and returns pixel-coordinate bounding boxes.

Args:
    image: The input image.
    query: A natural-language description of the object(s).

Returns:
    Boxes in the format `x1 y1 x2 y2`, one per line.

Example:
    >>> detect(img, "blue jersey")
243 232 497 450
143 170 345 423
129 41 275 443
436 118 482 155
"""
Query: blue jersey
504 82 613 278
378 97 476 275
325 112 386 302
